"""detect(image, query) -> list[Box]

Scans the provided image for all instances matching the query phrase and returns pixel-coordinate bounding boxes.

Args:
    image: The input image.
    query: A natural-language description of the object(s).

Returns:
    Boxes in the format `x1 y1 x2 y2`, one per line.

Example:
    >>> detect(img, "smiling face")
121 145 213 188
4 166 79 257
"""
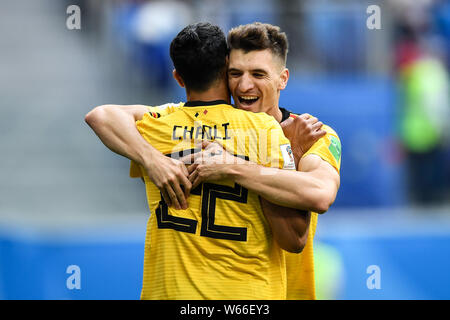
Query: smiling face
228 48 289 116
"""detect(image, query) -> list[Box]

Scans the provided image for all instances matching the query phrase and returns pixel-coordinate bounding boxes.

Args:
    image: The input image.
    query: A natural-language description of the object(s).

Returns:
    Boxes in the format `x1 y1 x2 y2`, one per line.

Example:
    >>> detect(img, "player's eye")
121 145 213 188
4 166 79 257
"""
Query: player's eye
228 71 242 77
253 73 264 78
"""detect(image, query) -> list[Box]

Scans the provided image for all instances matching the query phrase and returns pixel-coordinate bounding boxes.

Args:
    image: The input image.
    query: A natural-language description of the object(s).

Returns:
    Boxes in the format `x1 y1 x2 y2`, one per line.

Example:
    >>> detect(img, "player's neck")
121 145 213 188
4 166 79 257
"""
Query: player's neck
267 106 283 123
265 91 283 123
186 81 231 104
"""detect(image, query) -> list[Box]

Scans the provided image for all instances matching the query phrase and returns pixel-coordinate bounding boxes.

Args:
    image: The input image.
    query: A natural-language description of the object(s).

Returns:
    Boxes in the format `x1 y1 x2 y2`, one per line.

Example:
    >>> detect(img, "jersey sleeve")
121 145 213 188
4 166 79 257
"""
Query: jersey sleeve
129 102 183 178
265 117 296 170
303 124 342 174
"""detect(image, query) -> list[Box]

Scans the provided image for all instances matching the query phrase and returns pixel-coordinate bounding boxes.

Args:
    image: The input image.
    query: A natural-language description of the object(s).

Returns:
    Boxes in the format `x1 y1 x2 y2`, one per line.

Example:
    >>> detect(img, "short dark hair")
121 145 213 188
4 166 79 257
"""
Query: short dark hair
227 22 288 66
170 22 228 92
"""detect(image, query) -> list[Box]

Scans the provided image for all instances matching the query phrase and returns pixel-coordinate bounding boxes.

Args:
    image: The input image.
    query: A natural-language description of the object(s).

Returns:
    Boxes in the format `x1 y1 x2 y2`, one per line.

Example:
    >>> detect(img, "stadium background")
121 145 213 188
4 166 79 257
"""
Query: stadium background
1 0 449 299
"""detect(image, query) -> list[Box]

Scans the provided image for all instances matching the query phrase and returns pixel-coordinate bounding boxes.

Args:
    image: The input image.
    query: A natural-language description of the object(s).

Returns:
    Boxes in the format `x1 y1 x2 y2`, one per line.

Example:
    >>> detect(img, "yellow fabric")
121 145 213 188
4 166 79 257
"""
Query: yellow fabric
285 114 341 300
148 102 184 116
303 124 341 174
133 102 294 300
285 212 318 300
130 105 342 300
130 103 183 178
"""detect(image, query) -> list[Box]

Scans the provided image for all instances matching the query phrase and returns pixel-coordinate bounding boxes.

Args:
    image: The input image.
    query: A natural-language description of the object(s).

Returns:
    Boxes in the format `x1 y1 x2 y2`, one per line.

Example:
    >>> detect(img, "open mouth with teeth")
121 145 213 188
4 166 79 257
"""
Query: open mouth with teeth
238 95 260 106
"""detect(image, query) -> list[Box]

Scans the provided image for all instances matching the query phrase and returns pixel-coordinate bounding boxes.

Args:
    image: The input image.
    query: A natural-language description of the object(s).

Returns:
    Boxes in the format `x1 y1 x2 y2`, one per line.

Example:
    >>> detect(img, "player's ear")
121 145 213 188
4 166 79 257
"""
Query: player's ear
278 67 289 90
173 69 185 88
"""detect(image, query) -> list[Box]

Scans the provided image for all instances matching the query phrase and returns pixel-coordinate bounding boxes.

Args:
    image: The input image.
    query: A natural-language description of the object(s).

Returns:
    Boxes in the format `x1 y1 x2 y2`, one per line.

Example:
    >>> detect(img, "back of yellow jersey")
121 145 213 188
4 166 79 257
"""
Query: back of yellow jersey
134 101 295 300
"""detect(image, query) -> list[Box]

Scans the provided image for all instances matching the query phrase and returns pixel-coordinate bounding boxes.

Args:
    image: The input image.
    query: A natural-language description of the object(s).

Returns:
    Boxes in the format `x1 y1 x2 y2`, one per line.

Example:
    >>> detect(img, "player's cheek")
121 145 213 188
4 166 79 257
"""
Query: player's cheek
227 77 236 90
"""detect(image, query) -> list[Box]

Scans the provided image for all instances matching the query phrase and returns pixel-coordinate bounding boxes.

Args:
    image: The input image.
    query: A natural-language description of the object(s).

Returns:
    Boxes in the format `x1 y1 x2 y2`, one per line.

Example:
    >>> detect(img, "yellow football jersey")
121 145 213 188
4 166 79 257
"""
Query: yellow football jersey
131 100 295 300
284 113 341 300
132 104 342 300
147 102 184 118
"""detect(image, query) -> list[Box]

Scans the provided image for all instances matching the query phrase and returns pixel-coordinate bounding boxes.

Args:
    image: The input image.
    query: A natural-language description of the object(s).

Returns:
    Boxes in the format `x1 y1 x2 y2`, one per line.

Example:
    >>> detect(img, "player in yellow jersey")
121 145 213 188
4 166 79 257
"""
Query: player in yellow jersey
86 23 341 300
190 116 340 300
137 103 297 300
87 22 310 299
144 23 341 299
186 23 341 300
138 106 340 300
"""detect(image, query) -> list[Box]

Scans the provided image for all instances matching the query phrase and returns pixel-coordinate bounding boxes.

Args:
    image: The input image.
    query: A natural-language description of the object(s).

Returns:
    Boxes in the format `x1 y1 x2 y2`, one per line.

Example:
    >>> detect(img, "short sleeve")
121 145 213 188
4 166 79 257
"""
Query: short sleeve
303 124 341 174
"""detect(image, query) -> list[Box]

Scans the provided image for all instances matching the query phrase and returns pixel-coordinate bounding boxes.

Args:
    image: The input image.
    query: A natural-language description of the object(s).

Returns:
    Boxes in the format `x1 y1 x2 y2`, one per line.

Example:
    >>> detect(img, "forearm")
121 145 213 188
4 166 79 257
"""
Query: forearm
260 197 310 253
85 105 159 166
227 163 328 212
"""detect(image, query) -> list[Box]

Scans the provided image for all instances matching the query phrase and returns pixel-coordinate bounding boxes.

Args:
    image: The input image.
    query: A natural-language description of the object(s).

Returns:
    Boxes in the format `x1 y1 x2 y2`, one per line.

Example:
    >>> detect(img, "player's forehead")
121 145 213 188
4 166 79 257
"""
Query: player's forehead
228 48 278 72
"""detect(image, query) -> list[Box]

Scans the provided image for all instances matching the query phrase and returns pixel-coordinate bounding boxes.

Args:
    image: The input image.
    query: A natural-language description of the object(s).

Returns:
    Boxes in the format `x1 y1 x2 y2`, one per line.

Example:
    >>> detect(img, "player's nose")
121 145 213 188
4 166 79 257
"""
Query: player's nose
237 73 255 92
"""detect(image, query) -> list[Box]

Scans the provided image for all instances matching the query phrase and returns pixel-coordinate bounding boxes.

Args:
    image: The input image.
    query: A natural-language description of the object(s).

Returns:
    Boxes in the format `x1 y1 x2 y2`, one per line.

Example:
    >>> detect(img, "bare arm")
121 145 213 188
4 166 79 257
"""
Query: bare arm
185 117 334 253
260 115 325 252
189 151 338 252
85 104 192 209
259 197 310 253
188 131 339 214
85 104 154 164
228 154 340 213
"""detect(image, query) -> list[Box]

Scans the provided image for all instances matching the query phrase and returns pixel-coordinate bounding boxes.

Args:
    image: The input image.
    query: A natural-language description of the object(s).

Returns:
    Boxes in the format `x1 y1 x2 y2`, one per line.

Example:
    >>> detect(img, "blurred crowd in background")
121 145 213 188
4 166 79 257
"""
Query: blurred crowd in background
70 0 450 207
1 0 449 300
391 0 450 204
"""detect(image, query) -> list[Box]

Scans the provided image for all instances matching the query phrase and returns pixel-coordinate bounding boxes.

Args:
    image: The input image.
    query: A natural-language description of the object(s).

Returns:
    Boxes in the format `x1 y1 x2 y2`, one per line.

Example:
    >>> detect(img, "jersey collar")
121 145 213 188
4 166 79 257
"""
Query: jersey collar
279 107 292 122
183 101 291 121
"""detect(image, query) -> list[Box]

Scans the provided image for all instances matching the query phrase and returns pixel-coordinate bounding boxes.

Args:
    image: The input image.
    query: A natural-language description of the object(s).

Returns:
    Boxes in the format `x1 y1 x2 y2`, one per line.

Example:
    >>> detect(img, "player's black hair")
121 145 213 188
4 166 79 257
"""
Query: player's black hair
170 22 228 92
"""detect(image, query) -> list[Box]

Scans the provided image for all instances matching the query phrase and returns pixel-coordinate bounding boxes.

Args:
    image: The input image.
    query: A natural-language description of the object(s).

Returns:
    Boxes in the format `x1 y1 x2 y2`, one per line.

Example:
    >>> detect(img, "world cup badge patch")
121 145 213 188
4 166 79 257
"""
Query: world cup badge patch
328 136 341 163
280 144 296 170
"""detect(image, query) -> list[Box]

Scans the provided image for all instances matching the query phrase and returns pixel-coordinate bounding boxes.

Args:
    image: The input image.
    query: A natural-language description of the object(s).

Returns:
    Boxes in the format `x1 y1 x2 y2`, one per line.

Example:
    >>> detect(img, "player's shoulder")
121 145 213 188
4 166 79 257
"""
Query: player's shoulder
321 124 339 139
149 101 184 110
146 102 184 118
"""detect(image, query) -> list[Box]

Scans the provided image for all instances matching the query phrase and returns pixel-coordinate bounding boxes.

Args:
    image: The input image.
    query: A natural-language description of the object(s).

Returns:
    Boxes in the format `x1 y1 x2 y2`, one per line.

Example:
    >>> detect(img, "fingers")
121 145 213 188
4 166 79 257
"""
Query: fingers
280 116 294 127
189 170 201 190
160 189 171 207
203 140 226 153
165 183 181 210
188 166 205 190
171 162 191 208
179 171 192 199
310 120 325 139
180 141 227 165
179 161 189 177
291 115 317 130
154 160 192 209
305 116 318 125
170 180 188 210
311 120 323 131
298 116 325 134
187 164 198 174
181 148 212 164
189 168 199 185
299 113 311 120
191 173 202 190
179 152 196 165
186 147 223 164
315 129 327 139
162 175 191 210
